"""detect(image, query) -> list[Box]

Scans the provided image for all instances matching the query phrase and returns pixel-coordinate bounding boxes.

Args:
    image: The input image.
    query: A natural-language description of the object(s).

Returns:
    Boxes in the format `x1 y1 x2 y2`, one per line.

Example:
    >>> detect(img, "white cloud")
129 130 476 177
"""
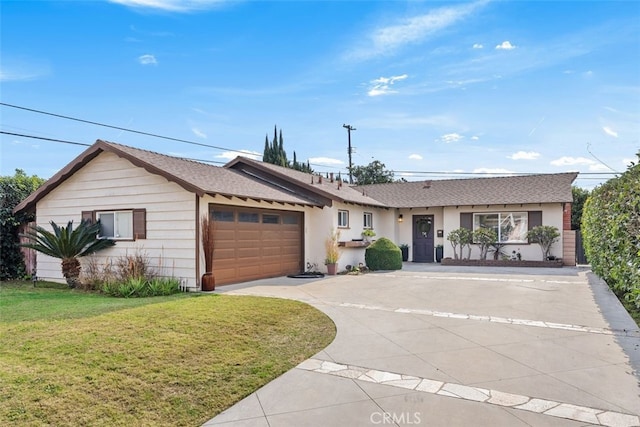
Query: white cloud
191 127 207 139
473 167 515 174
308 157 344 166
550 156 594 167
408 154 423 160
471 136 480 140
347 1 487 60
138 54 157 65
508 151 540 160
495 41 516 50
110 0 226 12
472 43 483 49
0 58 50 82
216 150 261 161
367 74 408 96
438 133 464 143
588 163 611 172
602 126 618 137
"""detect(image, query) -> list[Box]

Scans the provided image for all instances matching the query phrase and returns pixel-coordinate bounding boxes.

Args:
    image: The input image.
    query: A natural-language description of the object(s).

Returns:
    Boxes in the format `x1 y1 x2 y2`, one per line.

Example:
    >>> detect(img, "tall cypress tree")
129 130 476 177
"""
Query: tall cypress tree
261 125 312 173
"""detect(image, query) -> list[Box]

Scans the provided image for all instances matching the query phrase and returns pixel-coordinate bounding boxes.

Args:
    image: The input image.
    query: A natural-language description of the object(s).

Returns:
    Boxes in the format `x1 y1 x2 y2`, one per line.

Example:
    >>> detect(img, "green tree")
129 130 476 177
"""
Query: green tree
351 160 394 185
571 186 590 230
473 227 497 260
582 153 640 308
21 220 115 288
262 126 313 173
527 225 560 261
447 228 473 260
0 169 45 280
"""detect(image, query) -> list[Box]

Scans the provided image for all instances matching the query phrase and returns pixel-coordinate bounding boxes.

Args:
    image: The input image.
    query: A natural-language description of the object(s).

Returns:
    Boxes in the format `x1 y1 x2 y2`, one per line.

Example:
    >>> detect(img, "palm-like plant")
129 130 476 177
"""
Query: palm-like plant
21 220 115 288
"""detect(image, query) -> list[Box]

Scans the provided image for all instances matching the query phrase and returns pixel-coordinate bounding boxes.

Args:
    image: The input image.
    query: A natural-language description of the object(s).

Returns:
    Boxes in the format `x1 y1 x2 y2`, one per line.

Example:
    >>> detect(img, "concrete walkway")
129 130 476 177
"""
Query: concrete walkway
203 265 640 427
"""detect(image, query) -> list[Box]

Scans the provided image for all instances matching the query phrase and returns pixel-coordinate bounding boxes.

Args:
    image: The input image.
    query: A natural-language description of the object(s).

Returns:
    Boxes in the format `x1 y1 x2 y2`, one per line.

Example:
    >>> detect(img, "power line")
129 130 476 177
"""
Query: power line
1 103 623 180
0 131 91 147
0 102 346 170
4 130 620 180
0 102 259 157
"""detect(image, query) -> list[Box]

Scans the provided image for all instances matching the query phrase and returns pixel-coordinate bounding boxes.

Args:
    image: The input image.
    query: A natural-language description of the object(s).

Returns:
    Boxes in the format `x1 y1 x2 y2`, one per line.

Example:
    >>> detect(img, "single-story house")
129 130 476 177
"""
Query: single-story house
14 140 577 289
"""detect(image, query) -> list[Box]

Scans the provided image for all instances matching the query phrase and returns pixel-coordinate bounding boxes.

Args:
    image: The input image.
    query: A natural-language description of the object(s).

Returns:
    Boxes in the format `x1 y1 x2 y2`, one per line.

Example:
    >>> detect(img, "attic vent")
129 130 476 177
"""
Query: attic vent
423 180 432 189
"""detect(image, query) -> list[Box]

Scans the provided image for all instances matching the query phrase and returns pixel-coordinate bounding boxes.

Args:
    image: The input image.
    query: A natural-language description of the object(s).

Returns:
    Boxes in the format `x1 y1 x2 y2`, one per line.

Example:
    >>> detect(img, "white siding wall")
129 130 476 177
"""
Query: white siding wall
35 152 197 286
442 203 565 261
305 203 391 272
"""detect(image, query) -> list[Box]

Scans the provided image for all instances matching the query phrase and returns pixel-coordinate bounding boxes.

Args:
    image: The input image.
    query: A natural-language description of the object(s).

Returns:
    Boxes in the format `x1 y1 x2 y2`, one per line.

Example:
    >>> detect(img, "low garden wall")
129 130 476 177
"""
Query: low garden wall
441 258 564 268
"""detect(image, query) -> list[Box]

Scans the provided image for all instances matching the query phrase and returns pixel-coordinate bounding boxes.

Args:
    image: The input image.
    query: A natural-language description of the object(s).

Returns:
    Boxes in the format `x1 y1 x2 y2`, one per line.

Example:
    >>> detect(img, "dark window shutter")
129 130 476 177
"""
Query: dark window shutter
81 210 95 224
528 211 542 243
460 213 473 230
528 211 542 229
133 209 146 240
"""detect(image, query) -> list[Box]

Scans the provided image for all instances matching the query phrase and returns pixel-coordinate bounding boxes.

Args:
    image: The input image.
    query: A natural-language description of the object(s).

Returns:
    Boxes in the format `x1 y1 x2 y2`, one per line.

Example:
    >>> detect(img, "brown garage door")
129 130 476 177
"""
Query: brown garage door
210 205 304 285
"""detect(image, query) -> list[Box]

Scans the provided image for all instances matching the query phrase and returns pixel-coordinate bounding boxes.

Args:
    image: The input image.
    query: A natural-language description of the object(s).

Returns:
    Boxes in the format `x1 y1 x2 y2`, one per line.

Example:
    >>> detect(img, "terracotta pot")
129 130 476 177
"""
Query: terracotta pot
326 263 337 275
201 272 215 291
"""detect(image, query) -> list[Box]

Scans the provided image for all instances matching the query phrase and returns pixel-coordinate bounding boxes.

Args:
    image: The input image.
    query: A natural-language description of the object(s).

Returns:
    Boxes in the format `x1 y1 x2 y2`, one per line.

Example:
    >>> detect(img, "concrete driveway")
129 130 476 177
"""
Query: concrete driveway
203 265 640 427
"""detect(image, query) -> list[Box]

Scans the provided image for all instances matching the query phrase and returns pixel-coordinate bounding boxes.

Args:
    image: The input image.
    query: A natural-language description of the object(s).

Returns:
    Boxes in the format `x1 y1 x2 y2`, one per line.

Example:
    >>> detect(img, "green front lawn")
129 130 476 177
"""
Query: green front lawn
0 281 336 426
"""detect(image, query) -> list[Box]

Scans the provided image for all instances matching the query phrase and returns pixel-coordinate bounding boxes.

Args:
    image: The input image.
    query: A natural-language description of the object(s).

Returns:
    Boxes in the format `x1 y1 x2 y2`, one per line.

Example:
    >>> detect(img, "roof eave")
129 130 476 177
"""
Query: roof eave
13 140 208 215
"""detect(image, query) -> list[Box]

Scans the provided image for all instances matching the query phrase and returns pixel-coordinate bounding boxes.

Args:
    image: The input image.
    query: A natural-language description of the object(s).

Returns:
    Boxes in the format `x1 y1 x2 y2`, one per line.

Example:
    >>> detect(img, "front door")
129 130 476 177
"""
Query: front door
413 215 434 262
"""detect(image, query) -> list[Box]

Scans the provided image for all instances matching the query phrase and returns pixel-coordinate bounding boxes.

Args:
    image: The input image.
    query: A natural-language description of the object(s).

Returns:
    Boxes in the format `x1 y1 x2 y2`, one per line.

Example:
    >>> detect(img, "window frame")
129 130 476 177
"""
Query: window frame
363 212 373 229
472 211 529 244
97 210 134 240
338 210 349 228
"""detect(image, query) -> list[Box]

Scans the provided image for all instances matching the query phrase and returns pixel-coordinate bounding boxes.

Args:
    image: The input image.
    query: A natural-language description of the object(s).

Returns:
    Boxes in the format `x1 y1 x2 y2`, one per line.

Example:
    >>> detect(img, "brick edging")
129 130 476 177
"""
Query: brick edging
440 259 564 268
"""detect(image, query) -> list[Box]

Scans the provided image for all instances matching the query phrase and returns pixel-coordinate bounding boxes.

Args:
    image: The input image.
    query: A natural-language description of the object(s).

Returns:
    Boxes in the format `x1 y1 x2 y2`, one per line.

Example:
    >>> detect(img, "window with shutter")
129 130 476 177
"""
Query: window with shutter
88 208 146 240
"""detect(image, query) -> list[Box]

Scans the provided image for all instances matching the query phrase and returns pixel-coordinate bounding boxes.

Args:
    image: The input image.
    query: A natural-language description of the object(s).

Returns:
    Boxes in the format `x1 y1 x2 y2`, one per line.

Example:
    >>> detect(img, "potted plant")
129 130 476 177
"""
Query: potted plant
361 229 376 243
435 244 444 263
399 244 409 262
201 215 216 291
325 228 340 275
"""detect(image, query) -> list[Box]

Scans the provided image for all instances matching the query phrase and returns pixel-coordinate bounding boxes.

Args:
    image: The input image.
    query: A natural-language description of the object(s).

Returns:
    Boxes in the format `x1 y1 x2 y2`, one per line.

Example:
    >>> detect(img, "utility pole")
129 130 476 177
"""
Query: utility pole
343 124 356 184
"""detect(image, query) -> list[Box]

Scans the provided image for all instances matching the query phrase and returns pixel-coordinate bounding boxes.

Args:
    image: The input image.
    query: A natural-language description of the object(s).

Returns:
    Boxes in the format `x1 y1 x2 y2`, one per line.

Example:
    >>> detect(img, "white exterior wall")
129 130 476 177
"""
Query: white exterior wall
396 208 445 262
35 152 197 286
305 202 392 273
442 203 565 261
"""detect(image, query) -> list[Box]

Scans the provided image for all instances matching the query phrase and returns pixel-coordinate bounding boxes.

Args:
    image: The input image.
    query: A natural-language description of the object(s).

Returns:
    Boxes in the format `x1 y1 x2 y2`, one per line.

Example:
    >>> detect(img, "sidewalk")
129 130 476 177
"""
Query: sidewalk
203 267 640 426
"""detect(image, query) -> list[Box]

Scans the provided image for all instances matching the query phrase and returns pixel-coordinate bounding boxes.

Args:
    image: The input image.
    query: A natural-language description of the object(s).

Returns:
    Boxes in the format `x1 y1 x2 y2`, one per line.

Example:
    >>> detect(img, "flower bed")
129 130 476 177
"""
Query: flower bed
441 258 564 268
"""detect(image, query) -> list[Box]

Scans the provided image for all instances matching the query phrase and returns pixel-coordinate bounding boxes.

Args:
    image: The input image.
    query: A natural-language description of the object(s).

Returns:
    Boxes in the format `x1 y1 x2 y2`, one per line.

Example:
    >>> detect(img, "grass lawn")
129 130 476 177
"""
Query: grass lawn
0 281 336 426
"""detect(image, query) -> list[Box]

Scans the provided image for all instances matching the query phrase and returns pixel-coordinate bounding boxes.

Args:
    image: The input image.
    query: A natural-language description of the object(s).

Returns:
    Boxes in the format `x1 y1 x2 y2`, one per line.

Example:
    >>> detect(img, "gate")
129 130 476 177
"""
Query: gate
575 230 588 265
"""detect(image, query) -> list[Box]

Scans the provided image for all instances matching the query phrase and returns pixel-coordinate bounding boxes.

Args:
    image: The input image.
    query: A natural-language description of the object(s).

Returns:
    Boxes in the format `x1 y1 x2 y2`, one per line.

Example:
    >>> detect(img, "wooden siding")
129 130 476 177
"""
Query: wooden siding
35 152 198 287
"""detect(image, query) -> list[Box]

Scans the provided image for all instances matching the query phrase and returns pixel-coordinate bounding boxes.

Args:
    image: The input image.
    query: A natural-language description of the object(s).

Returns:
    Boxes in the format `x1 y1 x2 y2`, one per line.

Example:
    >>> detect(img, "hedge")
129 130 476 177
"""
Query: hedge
581 155 640 308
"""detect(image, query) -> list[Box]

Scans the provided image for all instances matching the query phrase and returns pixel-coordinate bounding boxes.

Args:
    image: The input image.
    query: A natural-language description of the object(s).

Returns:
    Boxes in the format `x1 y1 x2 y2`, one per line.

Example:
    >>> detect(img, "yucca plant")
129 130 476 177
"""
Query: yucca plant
21 220 115 288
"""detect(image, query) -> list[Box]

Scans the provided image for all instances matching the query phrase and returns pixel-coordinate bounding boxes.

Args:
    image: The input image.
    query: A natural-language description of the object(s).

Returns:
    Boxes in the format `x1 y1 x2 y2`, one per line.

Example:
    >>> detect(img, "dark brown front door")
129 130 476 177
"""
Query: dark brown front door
413 215 434 262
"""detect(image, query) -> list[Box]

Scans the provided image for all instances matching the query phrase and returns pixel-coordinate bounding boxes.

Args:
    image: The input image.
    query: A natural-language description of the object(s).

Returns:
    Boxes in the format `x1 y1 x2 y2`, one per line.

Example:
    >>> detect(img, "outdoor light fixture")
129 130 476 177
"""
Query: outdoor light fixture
398 214 403 223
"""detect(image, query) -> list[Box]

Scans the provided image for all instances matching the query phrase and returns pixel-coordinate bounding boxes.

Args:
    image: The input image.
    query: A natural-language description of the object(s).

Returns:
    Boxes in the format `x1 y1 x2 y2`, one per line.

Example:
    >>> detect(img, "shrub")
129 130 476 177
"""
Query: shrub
102 277 181 298
582 154 639 307
527 225 560 261
473 228 497 260
447 228 473 260
365 237 402 271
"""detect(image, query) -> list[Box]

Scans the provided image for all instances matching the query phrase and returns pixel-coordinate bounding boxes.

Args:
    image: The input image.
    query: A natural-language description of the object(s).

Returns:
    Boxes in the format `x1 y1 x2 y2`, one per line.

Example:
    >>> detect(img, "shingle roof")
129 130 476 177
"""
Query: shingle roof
14 140 577 216
14 140 321 214
356 173 577 208
225 156 387 208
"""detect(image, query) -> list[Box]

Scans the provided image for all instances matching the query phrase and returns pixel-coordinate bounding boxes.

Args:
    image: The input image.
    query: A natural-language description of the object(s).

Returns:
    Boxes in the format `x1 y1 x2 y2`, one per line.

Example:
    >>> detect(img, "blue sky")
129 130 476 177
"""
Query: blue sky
1 0 638 189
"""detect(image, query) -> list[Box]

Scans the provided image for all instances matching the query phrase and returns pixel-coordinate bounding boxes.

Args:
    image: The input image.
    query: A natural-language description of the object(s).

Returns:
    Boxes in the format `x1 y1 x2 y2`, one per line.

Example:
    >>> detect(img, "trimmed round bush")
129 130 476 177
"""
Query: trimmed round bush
365 237 402 271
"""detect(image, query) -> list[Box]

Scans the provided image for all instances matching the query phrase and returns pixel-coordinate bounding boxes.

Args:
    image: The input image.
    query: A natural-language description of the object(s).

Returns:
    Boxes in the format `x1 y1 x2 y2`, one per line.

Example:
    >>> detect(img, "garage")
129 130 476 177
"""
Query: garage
210 204 304 285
